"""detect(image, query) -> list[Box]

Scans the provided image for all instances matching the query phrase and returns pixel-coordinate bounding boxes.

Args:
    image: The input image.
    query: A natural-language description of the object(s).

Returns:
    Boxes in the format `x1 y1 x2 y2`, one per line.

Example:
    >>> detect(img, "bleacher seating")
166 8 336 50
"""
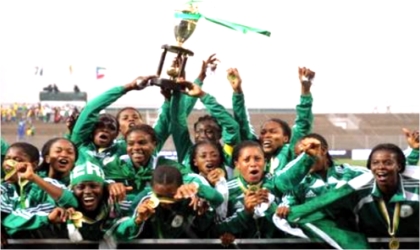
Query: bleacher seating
1 110 418 150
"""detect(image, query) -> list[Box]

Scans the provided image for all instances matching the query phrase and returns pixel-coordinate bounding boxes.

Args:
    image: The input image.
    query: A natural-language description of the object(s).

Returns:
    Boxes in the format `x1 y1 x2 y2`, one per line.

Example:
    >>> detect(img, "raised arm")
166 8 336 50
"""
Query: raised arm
288 67 315 159
16 162 78 208
229 68 258 142
182 54 219 115
170 90 194 164
402 128 419 165
71 76 156 147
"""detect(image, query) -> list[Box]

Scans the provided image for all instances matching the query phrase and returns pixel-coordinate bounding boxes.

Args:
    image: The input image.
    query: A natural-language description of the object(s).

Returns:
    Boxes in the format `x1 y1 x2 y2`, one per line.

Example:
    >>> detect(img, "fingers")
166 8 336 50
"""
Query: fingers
49 207 67 223
108 183 128 203
16 162 29 173
66 207 76 216
137 202 155 223
125 186 133 192
58 208 67 222
256 189 269 203
174 184 198 200
189 196 199 210
402 127 411 137
276 206 290 219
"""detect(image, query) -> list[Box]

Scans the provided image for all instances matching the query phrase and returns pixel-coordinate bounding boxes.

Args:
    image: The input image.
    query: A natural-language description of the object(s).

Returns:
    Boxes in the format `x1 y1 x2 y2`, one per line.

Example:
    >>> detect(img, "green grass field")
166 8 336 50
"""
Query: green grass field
335 158 367 167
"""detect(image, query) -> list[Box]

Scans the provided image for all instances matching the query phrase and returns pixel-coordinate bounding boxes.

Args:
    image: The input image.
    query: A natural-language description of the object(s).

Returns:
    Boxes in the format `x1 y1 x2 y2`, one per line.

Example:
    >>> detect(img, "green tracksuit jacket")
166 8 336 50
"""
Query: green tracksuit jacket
232 93 313 174
1 180 77 236
114 177 223 240
102 155 192 195
170 90 240 174
70 86 171 169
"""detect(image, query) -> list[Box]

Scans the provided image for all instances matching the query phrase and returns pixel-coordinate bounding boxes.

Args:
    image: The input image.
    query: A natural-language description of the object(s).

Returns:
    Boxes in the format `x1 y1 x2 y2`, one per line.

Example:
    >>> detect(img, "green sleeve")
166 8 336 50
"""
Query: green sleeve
289 94 314 159
182 78 203 115
1 138 8 178
273 153 315 192
152 100 171 153
405 148 419 166
2 212 50 235
1 137 9 156
200 93 240 146
215 209 254 235
56 189 78 208
70 86 126 147
232 92 258 141
183 173 224 208
170 91 194 164
114 217 142 241
280 192 299 207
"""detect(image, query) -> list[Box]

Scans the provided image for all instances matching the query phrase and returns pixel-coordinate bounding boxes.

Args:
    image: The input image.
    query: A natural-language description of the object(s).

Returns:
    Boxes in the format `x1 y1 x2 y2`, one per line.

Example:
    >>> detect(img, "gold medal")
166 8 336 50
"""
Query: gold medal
149 195 160 208
248 185 260 192
3 159 18 180
389 237 400 249
69 211 84 228
378 200 401 250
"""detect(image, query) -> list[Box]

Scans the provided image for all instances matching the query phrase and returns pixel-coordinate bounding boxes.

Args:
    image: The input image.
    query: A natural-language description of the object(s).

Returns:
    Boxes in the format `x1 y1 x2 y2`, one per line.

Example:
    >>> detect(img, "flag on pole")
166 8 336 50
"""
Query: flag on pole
35 66 43 76
96 67 106 79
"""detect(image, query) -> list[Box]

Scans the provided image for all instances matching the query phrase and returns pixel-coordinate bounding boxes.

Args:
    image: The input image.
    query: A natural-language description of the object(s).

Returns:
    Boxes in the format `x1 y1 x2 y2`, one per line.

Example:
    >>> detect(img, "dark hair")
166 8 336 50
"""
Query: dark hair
124 124 157 143
7 142 40 164
300 133 333 166
37 137 78 173
189 140 225 174
116 107 143 122
264 118 292 143
231 140 263 166
367 143 406 173
97 113 119 132
151 165 183 187
193 115 221 135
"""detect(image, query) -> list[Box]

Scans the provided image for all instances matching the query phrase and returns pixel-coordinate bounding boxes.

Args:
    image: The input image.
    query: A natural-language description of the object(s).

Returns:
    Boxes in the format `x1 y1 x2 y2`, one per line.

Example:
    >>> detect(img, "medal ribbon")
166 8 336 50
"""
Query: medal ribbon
378 200 400 237
236 178 262 193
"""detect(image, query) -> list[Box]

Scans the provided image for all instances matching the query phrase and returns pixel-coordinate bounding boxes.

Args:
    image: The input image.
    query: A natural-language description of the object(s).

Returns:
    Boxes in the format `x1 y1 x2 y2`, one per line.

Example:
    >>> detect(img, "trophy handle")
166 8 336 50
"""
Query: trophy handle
156 49 168 77
150 78 185 92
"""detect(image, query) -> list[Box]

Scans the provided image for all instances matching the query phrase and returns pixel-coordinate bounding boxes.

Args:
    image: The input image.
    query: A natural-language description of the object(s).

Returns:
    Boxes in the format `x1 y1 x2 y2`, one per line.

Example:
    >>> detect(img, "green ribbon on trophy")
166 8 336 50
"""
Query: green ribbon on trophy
175 0 271 37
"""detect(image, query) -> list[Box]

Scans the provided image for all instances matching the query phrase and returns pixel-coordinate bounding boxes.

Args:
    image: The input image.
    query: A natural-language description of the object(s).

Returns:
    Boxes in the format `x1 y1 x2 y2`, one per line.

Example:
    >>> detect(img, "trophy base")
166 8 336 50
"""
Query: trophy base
162 44 194 56
150 78 185 91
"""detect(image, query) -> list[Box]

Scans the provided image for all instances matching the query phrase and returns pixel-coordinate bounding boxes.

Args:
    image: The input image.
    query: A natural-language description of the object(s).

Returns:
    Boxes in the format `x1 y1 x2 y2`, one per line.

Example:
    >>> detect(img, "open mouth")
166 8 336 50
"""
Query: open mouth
205 163 215 170
376 172 388 182
131 151 145 161
128 122 136 128
262 140 272 148
99 134 109 139
57 158 70 169
82 196 96 208
58 158 69 165
249 169 260 176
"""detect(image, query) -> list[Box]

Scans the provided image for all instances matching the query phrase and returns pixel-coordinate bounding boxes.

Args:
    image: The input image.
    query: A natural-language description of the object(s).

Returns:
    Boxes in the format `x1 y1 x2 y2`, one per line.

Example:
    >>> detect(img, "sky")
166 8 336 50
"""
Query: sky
0 0 419 113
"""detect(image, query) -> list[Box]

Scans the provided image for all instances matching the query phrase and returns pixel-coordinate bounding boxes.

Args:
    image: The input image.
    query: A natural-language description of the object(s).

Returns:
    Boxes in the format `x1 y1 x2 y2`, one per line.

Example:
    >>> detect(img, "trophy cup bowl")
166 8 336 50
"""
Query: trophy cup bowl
150 5 198 91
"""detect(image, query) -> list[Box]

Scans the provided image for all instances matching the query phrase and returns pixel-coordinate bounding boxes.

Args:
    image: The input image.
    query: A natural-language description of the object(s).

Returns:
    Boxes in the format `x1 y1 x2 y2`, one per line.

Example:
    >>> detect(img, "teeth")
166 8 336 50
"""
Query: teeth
84 197 94 202
132 152 144 157
58 159 68 164
263 141 271 146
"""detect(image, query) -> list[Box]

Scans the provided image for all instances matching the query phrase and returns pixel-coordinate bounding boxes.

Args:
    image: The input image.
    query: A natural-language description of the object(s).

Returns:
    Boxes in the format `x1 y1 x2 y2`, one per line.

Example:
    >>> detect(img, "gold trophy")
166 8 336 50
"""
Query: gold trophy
149 3 198 90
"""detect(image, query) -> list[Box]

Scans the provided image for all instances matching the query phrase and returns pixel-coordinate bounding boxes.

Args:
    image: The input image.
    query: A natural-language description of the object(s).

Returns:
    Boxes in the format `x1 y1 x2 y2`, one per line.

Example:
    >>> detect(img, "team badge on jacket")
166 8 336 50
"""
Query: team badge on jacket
171 215 184 228
400 205 413 218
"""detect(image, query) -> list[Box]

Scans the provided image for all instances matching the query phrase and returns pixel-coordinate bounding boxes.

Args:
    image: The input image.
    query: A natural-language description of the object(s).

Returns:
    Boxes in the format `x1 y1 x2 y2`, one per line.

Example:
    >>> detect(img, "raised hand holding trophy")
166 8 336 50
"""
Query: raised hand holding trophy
149 3 199 91
149 1 271 91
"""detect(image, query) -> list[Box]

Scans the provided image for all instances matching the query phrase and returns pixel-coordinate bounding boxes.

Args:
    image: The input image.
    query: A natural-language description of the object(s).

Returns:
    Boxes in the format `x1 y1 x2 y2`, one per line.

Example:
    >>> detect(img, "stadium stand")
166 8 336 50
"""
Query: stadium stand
1 109 418 151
